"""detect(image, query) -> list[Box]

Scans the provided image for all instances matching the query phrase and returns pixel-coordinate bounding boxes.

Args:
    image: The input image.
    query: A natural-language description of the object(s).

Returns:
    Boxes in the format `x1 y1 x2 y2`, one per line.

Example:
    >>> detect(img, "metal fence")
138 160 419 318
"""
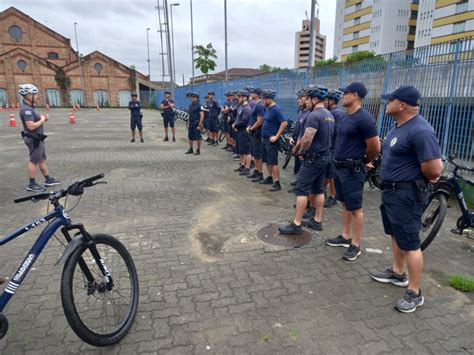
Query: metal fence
156 37 474 161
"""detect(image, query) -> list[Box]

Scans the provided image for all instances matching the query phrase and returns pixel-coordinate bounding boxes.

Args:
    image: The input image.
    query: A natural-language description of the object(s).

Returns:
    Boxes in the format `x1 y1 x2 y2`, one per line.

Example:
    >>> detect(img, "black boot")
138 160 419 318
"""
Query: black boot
185 148 194 154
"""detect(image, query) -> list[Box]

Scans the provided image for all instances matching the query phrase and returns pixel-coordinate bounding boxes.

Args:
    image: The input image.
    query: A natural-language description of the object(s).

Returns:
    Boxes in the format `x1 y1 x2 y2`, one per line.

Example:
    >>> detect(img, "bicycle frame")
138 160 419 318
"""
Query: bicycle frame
444 172 473 226
0 207 71 311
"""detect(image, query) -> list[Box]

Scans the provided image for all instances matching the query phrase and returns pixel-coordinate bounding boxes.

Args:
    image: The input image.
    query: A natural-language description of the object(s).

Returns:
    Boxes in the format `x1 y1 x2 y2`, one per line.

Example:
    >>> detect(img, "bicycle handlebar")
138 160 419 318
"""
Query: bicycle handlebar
446 155 474 173
14 174 105 204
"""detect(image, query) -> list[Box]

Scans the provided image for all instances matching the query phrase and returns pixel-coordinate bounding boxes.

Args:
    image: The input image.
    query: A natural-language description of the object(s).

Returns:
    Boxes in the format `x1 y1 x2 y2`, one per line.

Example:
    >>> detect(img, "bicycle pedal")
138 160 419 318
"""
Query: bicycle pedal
0 313 8 339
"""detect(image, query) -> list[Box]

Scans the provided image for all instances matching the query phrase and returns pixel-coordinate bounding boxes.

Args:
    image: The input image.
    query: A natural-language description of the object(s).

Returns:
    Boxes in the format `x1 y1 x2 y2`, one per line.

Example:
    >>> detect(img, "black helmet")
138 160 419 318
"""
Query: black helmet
189 91 199 98
244 85 254 92
327 89 343 102
235 89 249 97
208 90 215 95
164 90 171 95
295 88 307 97
261 89 277 99
306 85 329 99
224 91 233 97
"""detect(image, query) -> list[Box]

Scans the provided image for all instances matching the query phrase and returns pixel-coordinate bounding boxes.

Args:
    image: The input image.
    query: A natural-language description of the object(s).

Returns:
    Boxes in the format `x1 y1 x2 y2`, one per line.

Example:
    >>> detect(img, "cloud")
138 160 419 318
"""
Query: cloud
2 0 336 84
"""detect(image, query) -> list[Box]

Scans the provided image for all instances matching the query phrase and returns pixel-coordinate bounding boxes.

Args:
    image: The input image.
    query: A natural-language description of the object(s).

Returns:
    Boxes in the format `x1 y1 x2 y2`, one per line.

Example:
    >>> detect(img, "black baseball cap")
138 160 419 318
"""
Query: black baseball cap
339 82 368 99
250 88 262 96
381 85 420 106
131 92 138 97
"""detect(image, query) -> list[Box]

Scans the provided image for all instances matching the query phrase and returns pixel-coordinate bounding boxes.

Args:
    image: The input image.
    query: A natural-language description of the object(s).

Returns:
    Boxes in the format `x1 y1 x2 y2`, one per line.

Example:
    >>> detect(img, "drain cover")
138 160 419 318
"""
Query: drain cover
256 223 312 248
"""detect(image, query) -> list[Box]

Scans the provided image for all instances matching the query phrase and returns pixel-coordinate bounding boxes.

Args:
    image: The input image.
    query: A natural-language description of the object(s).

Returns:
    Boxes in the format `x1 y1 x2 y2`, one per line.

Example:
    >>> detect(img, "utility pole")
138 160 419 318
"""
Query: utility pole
224 0 228 81
307 0 317 76
156 0 167 88
164 0 174 96
146 28 151 104
190 0 195 85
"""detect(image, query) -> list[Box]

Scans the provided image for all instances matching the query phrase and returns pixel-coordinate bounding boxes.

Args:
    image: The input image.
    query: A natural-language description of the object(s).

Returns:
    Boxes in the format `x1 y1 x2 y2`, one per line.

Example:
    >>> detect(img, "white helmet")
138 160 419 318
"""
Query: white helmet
19 84 39 96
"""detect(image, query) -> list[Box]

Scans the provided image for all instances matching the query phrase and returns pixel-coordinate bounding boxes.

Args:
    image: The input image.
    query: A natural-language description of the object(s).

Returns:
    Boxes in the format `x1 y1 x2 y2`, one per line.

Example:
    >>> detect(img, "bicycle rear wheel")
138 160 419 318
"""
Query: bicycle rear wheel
282 151 293 170
61 234 139 347
420 192 447 250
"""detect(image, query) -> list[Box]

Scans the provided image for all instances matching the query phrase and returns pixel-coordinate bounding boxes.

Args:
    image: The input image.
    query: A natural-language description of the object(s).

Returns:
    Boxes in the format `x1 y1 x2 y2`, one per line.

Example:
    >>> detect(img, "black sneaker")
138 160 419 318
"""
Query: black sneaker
27 182 46 192
172 137 176 142
239 168 250 176
303 207 316 219
290 181 297 186
246 170 259 179
269 182 281 192
324 196 337 208
205 138 211 143
193 149 201 155
302 218 323 231
395 289 424 313
221 144 229 150
326 235 352 248
251 173 264 182
278 221 304 235
45 177 61 187
259 177 273 185
234 165 244 172
185 148 194 154
140 138 144 143
163 136 169 142
288 187 295 193
130 138 135 143
343 244 361 261
232 155 241 161
207 140 215 145
370 268 409 287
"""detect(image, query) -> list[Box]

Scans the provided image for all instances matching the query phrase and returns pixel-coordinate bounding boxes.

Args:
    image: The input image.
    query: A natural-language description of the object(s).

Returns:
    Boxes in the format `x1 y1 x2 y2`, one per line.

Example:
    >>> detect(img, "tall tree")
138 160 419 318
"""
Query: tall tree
194 43 218 82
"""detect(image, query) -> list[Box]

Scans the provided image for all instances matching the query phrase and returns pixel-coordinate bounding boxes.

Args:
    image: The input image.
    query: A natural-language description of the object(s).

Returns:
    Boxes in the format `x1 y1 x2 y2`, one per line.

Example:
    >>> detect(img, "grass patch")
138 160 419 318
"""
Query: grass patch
448 274 474 292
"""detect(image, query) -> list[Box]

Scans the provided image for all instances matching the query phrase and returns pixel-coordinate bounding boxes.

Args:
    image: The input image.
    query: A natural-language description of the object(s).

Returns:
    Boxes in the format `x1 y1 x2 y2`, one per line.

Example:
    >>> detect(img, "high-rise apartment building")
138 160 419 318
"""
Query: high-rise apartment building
294 17 326 69
415 0 474 47
333 0 419 60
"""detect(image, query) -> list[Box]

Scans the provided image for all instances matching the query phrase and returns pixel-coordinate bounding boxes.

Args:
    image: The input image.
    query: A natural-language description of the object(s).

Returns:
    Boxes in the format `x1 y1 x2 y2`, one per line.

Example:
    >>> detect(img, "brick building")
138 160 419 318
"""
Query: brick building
0 6 155 107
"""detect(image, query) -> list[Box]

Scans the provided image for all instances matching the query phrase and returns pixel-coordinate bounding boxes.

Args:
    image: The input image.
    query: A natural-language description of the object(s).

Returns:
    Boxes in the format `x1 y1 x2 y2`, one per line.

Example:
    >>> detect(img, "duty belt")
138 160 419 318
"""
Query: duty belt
303 150 329 160
381 181 416 190
333 159 364 169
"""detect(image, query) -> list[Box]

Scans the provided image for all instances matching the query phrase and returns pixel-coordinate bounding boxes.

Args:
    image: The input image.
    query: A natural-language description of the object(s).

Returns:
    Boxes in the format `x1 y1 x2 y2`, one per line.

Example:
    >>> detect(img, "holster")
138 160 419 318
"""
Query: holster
414 179 427 203
22 131 47 148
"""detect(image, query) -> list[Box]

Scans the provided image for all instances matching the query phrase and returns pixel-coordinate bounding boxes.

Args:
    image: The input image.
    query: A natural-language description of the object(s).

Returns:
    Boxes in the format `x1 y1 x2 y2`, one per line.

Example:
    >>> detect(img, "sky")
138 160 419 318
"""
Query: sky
2 0 337 84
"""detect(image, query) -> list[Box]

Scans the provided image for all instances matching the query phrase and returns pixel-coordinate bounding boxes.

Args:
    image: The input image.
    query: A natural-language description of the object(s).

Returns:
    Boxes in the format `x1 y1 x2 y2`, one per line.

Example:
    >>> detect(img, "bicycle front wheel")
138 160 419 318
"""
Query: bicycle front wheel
420 193 447 250
61 234 139 347
282 151 293 170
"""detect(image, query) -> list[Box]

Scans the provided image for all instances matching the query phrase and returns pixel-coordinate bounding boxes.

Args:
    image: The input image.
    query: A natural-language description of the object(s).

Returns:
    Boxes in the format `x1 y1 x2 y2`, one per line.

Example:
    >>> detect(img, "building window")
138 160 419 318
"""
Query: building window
48 52 59 59
354 17 361 25
8 25 23 41
94 63 103 74
355 3 362 11
453 21 466 34
352 45 359 52
456 2 468 14
353 31 360 39
17 60 27 72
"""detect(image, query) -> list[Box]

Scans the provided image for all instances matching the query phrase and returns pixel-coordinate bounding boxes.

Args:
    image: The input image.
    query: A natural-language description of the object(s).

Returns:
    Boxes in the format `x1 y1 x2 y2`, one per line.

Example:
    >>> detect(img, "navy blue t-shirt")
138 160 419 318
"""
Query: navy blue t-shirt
222 100 232 119
248 99 256 110
381 115 441 182
235 103 252 130
262 104 287 137
329 106 344 151
188 101 202 122
303 107 334 154
334 107 378 160
294 109 310 139
207 99 220 118
230 99 240 122
249 100 266 127
128 100 141 118
160 99 174 117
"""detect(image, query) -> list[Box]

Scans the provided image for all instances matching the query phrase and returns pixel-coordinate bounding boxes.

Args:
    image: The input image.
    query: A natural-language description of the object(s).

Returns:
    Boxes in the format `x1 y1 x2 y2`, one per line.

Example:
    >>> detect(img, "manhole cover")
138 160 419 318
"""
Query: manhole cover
256 223 312 248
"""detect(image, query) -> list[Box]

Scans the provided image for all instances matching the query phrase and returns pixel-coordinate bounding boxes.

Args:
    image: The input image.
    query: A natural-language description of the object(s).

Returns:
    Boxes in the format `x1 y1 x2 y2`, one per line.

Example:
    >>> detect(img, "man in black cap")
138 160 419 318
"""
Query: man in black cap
221 91 234 151
186 92 204 155
246 88 265 181
370 85 442 313
206 90 221 145
233 90 252 175
326 82 380 261
129 92 144 143
159 90 176 142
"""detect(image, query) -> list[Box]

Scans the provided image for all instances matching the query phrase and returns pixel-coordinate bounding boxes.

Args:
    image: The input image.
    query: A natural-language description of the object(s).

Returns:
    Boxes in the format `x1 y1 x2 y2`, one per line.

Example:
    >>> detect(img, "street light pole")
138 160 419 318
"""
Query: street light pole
307 0 317 76
170 3 180 89
190 0 195 85
74 22 86 106
224 0 228 81
164 0 174 96
146 27 151 105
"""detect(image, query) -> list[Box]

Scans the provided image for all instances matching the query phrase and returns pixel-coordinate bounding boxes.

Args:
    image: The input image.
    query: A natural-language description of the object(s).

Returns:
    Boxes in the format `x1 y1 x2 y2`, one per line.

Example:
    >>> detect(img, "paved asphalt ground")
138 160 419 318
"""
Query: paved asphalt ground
0 108 472 354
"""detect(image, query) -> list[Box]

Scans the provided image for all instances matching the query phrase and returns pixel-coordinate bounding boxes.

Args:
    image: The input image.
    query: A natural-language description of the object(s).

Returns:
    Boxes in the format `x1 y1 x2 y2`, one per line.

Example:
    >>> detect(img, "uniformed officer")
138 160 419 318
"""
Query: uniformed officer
370 85 442 313
185 92 204 155
229 91 241 160
159 90 176 142
279 85 334 235
245 86 256 109
18 84 61 192
232 90 253 175
246 88 266 182
206 90 221 146
326 82 380 261
129 92 144 143
202 95 211 143
221 91 234 151
323 89 344 207
259 89 288 192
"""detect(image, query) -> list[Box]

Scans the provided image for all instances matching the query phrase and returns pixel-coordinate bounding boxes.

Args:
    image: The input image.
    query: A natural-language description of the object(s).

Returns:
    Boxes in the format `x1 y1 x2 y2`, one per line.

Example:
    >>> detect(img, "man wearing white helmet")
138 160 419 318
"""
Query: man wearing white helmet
18 84 61 192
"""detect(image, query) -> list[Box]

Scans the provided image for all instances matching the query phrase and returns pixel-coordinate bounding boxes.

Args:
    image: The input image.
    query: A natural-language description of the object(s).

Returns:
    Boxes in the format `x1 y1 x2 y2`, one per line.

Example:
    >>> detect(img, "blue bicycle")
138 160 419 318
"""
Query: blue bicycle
0 174 139 347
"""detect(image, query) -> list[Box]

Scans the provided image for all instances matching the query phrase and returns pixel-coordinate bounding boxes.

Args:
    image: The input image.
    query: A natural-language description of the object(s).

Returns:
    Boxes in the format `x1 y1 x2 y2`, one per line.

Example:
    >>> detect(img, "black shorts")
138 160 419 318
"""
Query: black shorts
24 138 46 164
237 130 251 155
295 154 329 196
262 137 279 165
131 116 143 131
334 166 366 211
324 158 335 179
209 117 219 133
204 116 210 129
223 117 232 135
163 115 175 128
381 189 428 251
188 121 202 141
250 132 263 159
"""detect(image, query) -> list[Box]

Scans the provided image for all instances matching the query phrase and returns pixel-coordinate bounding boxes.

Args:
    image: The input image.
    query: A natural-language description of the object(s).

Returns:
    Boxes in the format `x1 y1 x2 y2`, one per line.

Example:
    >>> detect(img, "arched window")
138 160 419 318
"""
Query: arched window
17 60 27 72
94 90 108 107
48 52 59 59
8 25 23 41
94 63 103 74
119 90 131 107
69 89 84 106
